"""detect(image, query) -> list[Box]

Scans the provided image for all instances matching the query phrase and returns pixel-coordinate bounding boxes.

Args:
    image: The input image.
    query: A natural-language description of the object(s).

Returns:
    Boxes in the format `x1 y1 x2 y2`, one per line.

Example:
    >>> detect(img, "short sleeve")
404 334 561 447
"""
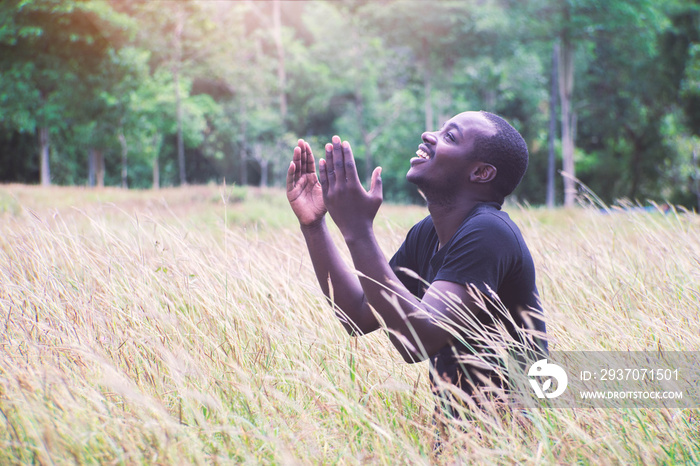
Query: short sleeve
433 213 519 296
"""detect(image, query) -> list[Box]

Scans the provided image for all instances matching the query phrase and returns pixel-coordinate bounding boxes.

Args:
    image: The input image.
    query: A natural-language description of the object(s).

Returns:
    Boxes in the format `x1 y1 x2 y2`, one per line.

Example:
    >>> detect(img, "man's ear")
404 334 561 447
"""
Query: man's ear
469 163 497 184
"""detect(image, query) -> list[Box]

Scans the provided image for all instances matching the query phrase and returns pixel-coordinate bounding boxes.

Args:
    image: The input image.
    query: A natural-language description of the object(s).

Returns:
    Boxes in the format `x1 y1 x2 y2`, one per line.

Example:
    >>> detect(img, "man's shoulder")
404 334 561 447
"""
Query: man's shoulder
407 214 435 238
461 204 518 235
452 204 525 253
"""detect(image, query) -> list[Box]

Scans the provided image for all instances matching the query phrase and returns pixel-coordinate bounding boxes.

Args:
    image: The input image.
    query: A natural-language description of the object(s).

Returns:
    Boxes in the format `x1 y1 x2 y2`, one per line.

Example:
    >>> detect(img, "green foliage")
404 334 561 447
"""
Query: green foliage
0 0 698 207
682 43 700 132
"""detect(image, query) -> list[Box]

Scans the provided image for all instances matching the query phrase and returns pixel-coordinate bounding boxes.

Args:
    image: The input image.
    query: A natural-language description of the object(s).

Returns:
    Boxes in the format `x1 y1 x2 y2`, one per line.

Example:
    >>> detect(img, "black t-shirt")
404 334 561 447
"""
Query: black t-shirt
388 202 547 395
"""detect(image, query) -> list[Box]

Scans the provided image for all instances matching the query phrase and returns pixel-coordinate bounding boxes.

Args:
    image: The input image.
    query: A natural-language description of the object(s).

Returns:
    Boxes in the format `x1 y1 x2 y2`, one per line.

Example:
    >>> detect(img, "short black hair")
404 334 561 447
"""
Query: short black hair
474 111 529 202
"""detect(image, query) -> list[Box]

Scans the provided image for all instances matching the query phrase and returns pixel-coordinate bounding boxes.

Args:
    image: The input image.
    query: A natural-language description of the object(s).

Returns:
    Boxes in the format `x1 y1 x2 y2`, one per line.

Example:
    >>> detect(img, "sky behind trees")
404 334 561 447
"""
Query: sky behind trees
0 0 698 207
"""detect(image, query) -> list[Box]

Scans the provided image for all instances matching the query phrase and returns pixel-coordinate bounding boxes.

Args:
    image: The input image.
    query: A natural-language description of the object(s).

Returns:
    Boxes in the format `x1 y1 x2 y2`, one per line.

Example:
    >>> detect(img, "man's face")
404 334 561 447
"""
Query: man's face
406 112 496 192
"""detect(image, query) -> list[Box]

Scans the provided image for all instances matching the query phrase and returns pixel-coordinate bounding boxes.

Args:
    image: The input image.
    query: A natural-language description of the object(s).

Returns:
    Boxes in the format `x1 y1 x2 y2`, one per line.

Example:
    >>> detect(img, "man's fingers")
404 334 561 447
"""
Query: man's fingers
318 159 329 196
303 140 316 175
297 140 306 176
293 144 302 181
325 143 336 185
332 135 345 181
325 140 333 173
286 161 296 192
369 166 383 199
341 141 360 184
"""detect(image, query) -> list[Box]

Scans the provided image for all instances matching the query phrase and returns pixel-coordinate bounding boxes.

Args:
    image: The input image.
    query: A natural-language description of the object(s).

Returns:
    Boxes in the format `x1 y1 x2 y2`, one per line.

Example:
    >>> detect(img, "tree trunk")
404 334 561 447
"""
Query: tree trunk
118 130 128 188
260 160 268 188
175 70 186 186
153 155 160 190
624 128 658 201
240 146 248 186
95 150 104 187
272 0 287 120
152 133 160 190
88 148 96 187
422 39 433 132
424 70 433 132
253 143 269 187
559 34 576 207
547 42 559 208
353 93 372 183
174 7 187 186
693 146 700 212
240 108 248 186
39 126 50 186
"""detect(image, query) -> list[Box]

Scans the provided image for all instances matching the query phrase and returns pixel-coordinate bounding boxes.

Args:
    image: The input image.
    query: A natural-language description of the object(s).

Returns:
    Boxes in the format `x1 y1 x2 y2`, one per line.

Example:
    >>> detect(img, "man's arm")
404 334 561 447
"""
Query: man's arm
286 139 380 335
299 219 380 335
318 137 481 362
350 235 477 362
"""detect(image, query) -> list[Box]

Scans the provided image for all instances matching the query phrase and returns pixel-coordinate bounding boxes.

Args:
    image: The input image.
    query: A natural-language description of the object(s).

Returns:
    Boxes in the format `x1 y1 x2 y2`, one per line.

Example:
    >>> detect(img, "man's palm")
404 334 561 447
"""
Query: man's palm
286 140 327 226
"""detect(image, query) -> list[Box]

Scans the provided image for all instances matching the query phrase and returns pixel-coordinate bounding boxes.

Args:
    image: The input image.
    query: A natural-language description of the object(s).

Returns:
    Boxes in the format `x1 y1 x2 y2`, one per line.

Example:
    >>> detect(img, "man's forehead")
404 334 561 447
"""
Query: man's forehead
448 111 497 135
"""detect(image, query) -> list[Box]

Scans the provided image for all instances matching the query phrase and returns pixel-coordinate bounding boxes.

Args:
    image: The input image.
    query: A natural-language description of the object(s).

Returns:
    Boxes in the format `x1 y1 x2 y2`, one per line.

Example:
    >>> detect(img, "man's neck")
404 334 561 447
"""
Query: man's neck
427 200 475 248
427 196 496 248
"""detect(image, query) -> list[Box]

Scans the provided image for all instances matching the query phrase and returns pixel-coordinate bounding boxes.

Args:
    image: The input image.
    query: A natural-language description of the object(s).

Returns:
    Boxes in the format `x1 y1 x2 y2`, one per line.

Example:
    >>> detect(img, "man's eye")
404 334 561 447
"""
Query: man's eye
445 132 455 142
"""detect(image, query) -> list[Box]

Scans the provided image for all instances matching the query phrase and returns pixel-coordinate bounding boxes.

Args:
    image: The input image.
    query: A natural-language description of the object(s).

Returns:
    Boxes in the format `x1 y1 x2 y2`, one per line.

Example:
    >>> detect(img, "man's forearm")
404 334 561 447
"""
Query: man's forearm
301 218 379 335
343 229 435 361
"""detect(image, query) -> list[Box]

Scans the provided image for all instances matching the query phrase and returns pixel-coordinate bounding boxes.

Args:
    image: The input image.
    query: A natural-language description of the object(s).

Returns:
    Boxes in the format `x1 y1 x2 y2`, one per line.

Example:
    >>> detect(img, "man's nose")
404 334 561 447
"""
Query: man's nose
421 131 437 145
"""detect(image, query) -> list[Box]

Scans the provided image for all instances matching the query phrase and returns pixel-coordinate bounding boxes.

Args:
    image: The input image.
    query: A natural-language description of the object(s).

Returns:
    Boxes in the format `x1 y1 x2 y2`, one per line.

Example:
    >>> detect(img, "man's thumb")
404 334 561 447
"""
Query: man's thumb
369 167 383 197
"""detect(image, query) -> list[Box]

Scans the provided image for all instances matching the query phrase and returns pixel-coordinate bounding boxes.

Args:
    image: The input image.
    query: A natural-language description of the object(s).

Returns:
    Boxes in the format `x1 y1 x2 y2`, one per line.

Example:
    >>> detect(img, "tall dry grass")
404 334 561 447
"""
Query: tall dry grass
0 184 698 464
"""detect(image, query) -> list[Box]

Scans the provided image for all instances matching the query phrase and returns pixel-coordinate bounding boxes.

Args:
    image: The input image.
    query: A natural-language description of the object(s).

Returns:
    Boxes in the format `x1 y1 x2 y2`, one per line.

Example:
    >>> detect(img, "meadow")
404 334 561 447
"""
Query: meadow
0 184 698 464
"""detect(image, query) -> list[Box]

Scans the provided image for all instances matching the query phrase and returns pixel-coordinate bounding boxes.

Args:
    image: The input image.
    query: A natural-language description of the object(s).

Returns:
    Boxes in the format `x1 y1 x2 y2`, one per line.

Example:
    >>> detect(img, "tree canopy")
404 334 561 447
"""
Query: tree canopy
0 0 698 208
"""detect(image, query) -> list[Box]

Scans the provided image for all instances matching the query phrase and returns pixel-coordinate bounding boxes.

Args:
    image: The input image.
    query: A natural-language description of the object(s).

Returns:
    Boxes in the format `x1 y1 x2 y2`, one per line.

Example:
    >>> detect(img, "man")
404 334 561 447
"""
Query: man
285 111 547 412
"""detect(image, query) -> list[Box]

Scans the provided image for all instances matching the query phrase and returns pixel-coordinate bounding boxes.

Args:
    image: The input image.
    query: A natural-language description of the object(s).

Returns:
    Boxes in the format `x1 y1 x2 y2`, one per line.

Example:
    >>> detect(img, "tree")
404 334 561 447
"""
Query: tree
0 0 129 185
129 0 220 186
547 42 559 208
365 1 496 132
506 0 676 206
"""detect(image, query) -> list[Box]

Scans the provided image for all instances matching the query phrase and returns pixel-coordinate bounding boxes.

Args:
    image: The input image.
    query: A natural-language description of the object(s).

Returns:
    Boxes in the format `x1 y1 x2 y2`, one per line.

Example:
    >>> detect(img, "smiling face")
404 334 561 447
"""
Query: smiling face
406 111 497 200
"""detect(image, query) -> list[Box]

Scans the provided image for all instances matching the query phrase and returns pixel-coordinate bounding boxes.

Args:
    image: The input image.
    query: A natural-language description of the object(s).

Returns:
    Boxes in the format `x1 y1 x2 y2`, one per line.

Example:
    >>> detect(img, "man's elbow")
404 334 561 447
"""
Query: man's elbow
343 324 363 337
390 336 430 364
335 304 380 336
400 350 428 364
339 319 379 337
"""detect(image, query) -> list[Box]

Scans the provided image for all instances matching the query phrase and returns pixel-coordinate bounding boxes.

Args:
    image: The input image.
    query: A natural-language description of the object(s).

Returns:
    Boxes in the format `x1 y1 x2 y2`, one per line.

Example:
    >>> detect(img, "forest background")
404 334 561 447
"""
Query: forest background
1 0 699 208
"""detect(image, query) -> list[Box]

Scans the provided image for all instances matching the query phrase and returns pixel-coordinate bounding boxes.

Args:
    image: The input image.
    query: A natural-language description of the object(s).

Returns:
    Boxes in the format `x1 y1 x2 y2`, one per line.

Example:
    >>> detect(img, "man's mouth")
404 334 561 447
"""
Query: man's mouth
415 147 430 160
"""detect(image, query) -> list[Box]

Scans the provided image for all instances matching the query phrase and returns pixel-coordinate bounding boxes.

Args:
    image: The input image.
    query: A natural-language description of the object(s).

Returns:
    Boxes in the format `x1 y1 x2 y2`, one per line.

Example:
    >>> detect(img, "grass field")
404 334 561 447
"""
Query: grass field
1 183 699 464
